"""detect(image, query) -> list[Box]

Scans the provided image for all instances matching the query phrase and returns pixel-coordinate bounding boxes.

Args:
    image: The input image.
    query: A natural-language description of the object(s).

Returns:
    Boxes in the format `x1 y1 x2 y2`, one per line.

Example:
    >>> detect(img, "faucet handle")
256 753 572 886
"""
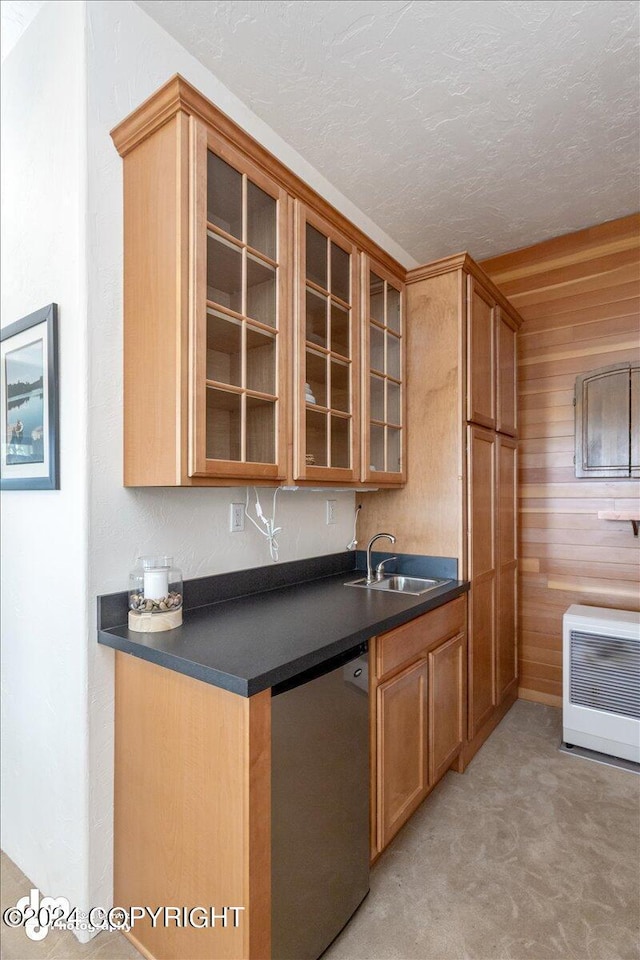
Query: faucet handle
375 557 398 581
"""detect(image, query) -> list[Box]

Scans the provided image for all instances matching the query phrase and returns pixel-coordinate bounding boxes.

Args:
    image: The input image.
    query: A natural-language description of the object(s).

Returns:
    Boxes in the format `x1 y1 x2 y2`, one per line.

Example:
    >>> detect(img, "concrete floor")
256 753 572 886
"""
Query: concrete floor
324 701 640 960
2 701 639 960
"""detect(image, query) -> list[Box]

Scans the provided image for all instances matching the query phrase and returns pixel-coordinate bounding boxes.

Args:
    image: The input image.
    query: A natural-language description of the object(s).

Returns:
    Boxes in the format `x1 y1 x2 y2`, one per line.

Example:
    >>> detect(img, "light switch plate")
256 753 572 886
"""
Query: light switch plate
326 499 337 524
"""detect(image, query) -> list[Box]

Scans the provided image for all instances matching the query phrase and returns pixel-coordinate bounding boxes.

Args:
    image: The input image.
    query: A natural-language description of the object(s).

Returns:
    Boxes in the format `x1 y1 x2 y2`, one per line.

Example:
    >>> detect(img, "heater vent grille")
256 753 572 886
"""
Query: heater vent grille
569 630 640 720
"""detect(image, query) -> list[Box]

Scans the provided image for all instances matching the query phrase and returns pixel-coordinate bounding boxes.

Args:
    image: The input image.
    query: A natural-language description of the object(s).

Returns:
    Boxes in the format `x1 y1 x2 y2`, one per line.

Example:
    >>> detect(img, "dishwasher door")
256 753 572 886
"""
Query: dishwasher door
271 642 370 960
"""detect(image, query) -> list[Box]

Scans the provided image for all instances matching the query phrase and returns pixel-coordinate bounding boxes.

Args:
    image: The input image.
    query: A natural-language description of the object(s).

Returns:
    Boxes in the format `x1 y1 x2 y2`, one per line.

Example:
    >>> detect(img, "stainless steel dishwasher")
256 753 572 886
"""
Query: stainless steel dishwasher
271 641 370 960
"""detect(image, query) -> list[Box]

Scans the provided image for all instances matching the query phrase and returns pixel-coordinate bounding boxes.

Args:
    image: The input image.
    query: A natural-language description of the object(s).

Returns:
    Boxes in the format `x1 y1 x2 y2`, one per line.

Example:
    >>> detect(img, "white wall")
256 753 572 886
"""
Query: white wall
2 0 414 924
1 0 89 914
85 0 416 595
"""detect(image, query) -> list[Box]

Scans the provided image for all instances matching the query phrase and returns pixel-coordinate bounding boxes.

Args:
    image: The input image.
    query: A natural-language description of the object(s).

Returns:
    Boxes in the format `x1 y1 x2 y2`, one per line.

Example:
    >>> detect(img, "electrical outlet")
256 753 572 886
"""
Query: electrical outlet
326 499 337 525
230 503 245 533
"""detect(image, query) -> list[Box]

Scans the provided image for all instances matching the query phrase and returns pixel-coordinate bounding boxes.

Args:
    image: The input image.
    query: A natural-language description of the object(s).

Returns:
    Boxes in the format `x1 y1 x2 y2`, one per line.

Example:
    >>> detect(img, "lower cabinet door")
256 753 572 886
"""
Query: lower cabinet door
377 658 429 849
428 633 465 784
468 573 496 738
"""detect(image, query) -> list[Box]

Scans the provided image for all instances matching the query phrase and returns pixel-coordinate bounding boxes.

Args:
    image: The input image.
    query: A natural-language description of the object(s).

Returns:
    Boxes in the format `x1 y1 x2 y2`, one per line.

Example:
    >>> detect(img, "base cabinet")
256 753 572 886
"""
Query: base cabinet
372 596 467 857
377 659 429 850
429 633 465 784
114 653 270 960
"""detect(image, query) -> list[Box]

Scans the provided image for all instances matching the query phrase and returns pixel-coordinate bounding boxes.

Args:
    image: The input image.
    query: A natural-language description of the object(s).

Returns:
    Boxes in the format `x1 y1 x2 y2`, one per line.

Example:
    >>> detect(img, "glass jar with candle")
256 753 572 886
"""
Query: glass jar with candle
128 556 183 631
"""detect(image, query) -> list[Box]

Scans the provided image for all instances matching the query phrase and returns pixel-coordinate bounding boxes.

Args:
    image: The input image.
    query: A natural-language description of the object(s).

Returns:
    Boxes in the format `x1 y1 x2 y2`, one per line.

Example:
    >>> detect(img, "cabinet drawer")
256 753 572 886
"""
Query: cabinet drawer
376 596 466 680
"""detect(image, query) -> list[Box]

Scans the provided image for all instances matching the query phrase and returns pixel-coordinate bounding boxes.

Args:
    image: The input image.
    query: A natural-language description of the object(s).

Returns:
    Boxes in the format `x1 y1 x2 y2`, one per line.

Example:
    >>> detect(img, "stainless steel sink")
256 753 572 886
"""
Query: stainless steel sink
345 575 451 596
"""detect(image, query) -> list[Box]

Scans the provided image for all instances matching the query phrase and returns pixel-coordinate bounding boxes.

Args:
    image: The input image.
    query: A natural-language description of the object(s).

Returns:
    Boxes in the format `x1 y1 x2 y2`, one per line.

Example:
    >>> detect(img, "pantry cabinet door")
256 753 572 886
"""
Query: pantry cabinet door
496 435 518 703
190 122 290 480
467 277 496 430
467 425 497 739
496 310 517 437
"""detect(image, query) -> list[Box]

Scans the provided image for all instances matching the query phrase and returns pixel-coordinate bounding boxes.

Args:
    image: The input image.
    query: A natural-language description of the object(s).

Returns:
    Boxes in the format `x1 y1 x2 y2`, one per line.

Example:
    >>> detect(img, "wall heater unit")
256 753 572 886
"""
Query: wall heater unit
563 605 640 763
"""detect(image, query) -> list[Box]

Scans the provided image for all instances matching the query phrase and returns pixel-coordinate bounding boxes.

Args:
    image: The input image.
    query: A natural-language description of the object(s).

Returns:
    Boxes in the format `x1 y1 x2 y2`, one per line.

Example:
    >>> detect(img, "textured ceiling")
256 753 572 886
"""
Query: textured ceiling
136 0 640 264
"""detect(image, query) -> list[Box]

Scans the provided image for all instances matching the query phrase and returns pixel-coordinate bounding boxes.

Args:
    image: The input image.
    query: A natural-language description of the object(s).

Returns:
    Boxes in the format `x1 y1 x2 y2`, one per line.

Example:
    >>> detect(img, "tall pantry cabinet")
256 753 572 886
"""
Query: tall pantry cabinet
359 254 522 765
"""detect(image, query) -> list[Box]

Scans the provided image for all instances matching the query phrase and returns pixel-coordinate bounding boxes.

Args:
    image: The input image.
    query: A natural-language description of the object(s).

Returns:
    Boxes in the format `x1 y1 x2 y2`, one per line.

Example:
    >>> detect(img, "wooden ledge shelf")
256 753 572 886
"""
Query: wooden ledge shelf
598 511 640 536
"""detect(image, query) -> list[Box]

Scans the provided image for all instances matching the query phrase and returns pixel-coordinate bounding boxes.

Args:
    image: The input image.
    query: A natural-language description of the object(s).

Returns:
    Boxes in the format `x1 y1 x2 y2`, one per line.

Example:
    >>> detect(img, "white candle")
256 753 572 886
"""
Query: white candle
144 568 169 600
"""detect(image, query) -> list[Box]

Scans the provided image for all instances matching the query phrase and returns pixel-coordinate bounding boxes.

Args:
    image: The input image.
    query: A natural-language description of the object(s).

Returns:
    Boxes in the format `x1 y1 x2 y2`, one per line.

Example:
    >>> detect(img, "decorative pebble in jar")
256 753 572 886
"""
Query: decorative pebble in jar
128 556 183 632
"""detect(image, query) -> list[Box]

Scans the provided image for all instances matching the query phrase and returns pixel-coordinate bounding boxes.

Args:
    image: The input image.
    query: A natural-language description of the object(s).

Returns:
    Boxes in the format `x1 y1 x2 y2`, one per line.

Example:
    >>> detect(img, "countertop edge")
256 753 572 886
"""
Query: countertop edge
98 631 251 696
99 580 469 697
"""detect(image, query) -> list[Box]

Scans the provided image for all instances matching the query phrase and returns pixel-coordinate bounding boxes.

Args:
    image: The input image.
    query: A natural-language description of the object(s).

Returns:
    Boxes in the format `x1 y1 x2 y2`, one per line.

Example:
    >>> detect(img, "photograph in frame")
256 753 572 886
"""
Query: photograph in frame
1 303 59 490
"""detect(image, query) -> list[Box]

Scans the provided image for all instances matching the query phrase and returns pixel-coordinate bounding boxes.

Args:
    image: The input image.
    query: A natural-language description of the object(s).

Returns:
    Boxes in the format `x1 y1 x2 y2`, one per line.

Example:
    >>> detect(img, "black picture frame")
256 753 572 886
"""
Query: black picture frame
1 303 59 490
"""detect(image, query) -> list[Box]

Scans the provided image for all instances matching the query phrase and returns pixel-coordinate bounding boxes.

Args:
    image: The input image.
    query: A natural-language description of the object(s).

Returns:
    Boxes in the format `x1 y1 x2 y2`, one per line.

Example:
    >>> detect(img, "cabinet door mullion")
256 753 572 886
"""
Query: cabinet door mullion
294 203 360 482
190 121 289 480
361 255 406 486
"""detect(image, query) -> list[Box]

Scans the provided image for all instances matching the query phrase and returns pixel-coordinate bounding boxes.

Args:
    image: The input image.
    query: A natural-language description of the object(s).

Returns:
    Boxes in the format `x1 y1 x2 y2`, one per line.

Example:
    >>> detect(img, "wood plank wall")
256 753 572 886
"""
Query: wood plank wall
482 214 640 706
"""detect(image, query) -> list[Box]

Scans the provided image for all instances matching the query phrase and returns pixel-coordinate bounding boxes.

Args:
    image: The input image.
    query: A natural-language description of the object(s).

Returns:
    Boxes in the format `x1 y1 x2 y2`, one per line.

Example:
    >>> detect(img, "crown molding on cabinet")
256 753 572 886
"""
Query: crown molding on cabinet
110 76 526 329
110 73 405 279
406 252 524 330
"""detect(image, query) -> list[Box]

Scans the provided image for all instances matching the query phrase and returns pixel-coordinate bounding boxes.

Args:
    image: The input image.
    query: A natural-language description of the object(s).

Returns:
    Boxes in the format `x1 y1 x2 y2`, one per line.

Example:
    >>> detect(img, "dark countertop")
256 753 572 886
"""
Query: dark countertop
98 553 468 697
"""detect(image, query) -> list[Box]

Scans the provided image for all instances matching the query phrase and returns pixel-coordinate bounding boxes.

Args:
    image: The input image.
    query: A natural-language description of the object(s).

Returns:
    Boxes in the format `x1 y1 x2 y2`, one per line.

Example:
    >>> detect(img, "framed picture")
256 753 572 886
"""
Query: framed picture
1 303 59 490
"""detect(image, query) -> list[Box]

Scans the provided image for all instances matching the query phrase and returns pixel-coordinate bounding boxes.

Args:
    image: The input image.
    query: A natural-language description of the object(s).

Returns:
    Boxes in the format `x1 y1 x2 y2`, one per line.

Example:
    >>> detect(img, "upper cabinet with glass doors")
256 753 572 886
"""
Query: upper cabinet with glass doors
191 129 289 480
294 206 360 483
361 257 406 485
111 75 407 488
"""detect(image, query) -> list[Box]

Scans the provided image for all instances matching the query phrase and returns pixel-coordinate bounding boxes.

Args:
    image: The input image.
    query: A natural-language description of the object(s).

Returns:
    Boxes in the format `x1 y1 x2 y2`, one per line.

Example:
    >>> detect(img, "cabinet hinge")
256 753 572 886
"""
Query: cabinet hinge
573 454 576 465
573 397 577 406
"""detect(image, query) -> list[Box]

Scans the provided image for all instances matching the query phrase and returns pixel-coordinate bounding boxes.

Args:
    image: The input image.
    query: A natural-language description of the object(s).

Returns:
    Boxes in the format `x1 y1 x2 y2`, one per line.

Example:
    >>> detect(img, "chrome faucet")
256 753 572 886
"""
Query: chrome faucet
366 533 397 584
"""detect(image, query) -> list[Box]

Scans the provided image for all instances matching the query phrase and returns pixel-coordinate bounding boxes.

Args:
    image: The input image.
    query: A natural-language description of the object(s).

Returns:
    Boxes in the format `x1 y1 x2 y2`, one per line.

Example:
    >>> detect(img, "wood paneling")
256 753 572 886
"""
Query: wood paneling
483 214 640 706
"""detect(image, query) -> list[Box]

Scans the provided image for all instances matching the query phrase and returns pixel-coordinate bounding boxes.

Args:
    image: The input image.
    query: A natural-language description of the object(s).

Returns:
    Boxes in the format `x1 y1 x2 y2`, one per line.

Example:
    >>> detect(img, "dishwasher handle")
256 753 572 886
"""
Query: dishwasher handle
271 640 368 697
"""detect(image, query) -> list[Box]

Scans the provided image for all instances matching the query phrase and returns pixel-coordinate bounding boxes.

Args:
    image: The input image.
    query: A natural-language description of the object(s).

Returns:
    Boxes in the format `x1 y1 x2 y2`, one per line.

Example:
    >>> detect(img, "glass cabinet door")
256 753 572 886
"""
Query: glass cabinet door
362 257 405 484
295 206 359 480
190 126 289 479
